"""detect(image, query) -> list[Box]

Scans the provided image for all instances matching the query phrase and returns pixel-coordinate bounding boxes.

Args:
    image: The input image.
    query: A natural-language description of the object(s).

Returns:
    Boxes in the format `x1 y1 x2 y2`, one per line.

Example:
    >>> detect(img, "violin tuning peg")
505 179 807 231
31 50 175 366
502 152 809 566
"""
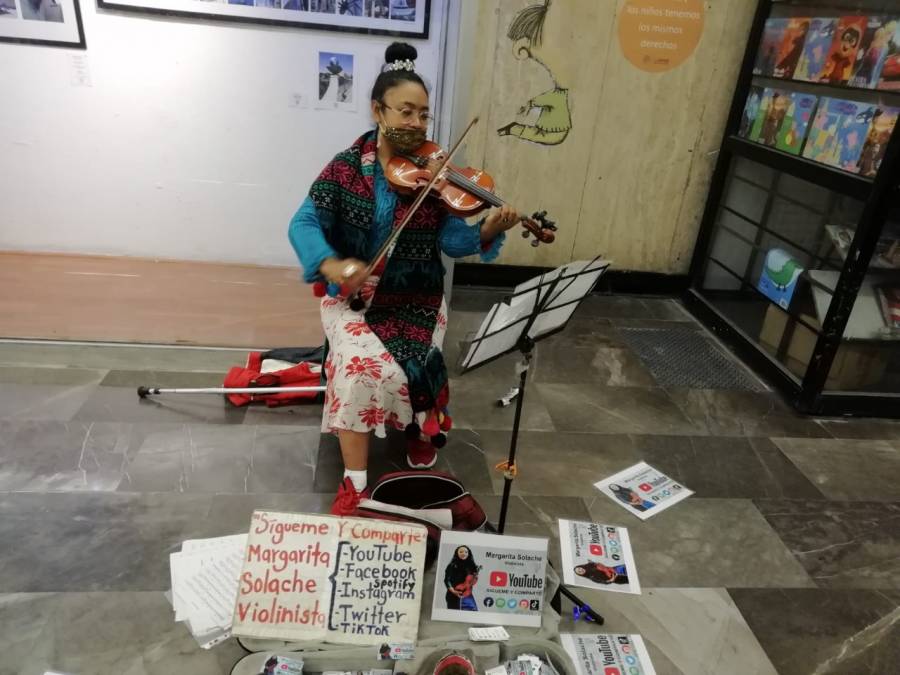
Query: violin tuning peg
521 230 530 239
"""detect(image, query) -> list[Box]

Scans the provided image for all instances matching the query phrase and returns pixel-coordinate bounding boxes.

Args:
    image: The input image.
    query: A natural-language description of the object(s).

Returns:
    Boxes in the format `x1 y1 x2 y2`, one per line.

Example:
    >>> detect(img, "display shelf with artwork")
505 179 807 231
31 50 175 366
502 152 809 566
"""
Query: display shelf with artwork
688 0 900 416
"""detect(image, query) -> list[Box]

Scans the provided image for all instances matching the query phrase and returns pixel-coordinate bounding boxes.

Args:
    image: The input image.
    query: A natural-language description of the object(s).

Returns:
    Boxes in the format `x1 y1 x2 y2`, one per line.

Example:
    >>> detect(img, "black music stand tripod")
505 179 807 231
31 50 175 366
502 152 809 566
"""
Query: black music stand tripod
458 257 609 624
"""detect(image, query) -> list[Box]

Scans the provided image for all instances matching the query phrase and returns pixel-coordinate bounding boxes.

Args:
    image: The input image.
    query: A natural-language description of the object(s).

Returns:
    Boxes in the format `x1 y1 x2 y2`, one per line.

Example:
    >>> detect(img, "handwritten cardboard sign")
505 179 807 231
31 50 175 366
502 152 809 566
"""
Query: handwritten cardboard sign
232 511 426 645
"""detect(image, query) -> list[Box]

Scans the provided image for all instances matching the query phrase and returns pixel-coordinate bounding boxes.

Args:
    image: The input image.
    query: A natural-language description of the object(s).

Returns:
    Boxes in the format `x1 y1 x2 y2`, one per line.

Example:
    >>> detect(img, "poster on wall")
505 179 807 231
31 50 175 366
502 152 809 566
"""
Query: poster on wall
96 0 430 39
316 51 356 112
0 0 85 48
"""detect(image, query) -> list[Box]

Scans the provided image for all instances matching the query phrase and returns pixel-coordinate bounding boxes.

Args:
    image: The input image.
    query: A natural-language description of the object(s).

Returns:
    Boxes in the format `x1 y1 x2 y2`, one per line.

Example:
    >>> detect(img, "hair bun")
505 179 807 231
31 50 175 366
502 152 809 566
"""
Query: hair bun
385 42 417 65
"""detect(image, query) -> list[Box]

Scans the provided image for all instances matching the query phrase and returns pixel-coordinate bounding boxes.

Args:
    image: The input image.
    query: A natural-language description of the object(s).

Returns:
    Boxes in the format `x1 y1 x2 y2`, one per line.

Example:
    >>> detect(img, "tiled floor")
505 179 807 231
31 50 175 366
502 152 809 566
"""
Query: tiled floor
1 290 899 674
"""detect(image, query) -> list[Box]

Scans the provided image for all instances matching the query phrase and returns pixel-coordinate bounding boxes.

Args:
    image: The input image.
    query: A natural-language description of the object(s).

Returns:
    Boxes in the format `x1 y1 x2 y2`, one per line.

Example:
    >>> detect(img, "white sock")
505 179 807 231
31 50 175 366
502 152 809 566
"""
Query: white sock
343 469 367 493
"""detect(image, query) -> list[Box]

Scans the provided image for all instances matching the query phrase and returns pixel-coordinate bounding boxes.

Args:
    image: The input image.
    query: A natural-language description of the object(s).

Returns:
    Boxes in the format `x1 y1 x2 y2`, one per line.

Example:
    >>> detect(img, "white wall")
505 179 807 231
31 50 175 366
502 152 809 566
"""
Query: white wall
0 2 450 266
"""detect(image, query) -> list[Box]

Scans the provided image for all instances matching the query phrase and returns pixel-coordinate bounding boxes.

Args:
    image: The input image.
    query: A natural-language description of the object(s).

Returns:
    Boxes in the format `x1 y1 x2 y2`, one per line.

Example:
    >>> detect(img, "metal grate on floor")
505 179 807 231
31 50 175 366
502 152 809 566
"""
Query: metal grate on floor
618 326 765 391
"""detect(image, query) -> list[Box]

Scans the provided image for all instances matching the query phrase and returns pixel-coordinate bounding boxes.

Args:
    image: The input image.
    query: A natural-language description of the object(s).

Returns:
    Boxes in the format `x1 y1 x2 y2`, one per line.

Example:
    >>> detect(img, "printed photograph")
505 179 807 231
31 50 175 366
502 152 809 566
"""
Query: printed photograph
338 0 361 15
309 0 335 12
366 0 387 18
21 0 63 21
0 0 17 18
318 51 353 103
389 0 414 22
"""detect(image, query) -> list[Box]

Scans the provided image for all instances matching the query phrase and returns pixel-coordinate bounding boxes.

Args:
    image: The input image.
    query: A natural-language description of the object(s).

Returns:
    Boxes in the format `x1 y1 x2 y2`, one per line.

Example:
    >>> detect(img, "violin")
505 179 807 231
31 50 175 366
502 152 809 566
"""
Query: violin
385 140 557 247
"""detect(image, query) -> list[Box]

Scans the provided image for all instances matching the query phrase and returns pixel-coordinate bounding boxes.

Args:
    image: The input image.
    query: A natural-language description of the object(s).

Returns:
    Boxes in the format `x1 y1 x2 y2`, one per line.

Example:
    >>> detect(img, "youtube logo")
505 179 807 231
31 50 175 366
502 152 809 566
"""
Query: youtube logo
638 483 652 492
589 544 604 556
490 571 508 587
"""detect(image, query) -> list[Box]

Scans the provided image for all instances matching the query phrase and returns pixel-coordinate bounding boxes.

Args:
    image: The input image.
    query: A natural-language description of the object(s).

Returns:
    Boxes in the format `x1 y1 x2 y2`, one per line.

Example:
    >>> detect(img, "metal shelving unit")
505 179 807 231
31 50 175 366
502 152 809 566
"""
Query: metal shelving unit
686 0 900 417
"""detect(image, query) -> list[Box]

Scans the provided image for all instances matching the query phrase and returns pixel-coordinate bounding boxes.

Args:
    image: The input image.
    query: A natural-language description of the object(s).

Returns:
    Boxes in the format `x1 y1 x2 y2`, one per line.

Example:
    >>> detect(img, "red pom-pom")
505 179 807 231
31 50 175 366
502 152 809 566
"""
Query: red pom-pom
440 413 453 432
422 415 440 437
312 282 327 298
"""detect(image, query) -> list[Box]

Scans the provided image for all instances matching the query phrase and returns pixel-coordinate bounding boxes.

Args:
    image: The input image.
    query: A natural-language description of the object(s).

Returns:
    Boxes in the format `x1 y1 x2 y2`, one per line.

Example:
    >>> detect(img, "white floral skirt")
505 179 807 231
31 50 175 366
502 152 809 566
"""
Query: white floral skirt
320 277 448 438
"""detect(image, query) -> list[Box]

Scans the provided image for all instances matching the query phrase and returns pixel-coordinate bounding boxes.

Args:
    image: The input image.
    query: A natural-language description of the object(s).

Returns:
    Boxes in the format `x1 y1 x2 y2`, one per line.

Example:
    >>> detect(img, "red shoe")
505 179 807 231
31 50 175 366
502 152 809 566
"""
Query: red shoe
330 477 370 517
407 437 437 469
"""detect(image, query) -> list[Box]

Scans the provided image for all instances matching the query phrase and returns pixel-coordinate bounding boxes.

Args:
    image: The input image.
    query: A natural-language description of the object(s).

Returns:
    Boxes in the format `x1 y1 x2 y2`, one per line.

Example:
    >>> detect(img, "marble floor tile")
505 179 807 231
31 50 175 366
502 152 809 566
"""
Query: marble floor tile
0 365 107 385
312 428 493 495
754 499 900 589
818 417 900 441
666 388 831 438
531 332 657 387
637 435 824 499
539 384 697 435
72 386 247 424
0 492 333 592
578 294 655 320
0 491 213 592
772 437 900 502
120 424 320 493
558 588 778 675
0 420 152 492
100 369 226 388
585 497 815 588
0 382 99 422
0 592 246 675
448 376 556 432
475 430 642 497
242 401 325 426
728 589 900 675
0 341 244 373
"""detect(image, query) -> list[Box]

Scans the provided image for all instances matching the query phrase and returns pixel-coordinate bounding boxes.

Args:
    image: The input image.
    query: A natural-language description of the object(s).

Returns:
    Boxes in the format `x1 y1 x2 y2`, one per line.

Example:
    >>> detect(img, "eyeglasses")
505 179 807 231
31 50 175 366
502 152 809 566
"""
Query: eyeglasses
380 102 434 124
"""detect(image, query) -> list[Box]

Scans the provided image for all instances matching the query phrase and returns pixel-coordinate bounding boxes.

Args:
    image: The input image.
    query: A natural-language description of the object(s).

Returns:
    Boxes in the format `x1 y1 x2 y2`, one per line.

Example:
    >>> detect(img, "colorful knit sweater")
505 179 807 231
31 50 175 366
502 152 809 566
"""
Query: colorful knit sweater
308 130 448 413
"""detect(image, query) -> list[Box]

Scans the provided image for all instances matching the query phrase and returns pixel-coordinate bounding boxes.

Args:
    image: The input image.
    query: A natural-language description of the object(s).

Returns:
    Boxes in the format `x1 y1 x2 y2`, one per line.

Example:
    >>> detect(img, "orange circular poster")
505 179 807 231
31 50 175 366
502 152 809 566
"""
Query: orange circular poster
618 0 705 73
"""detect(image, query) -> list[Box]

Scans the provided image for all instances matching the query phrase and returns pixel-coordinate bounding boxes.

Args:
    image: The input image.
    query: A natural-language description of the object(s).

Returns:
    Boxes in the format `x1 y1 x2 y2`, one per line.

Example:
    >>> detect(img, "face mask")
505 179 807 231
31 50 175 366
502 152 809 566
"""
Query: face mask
380 124 427 153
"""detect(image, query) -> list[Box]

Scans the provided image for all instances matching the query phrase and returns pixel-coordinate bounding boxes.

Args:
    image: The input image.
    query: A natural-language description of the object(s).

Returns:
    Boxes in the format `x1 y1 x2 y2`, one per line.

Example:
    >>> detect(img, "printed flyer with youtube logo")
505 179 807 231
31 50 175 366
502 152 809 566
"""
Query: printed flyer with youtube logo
561 633 657 675
430 530 548 627
594 461 693 520
559 519 641 595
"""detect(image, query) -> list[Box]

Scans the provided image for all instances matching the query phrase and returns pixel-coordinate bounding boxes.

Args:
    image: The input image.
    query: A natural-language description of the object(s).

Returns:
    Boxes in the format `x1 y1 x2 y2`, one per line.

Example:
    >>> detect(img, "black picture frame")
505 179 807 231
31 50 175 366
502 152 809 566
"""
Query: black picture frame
96 0 430 39
0 0 86 49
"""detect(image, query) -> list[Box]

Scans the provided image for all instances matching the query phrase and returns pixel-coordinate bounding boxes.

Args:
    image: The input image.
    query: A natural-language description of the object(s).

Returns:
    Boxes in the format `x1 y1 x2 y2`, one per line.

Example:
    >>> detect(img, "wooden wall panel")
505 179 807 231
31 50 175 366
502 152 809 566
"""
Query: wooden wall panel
457 0 756 273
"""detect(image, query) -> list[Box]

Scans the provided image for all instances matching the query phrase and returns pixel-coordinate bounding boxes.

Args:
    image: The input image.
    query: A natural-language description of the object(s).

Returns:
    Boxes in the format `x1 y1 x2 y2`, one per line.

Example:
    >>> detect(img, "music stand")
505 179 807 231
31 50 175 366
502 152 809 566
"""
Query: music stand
459 256 610 624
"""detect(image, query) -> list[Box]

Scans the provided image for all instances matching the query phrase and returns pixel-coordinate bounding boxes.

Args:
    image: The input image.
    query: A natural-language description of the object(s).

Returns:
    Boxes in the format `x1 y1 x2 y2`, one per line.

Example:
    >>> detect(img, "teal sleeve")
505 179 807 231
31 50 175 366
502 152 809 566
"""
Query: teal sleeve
439 214 506 262
288 197 339 283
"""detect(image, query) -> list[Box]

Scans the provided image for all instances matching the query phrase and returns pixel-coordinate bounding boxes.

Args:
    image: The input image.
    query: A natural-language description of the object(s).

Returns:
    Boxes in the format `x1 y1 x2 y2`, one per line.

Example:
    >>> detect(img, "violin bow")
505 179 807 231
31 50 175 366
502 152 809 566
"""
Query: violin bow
332 116 480 306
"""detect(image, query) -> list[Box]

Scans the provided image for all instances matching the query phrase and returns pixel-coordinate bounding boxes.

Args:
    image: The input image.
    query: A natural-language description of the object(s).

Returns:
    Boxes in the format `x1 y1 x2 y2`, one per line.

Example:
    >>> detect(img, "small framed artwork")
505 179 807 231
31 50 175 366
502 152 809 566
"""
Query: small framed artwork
96 0 430 39
0 0 86 48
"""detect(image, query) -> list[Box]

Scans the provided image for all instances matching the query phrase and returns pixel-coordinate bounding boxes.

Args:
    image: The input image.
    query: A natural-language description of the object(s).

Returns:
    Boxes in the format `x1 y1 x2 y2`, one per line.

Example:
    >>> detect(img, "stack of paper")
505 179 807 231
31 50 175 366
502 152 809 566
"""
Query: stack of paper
168 533 247 649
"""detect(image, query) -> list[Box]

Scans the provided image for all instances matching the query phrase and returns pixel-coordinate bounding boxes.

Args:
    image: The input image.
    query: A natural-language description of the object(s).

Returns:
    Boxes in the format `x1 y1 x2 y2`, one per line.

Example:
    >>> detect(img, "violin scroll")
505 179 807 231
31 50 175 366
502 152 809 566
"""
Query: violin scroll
519 210 557 247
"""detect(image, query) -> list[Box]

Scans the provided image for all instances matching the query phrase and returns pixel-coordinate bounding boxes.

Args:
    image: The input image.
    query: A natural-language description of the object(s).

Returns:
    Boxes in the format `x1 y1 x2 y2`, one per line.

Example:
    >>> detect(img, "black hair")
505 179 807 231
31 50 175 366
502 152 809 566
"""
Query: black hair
843 26 861 44
507 0 551 48
370 42 428 103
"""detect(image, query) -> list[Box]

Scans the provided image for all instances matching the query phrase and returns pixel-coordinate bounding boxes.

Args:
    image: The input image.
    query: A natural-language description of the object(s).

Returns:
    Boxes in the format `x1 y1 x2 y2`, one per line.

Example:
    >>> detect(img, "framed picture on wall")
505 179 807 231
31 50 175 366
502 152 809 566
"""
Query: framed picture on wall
96 0 430 39
0 0 86 48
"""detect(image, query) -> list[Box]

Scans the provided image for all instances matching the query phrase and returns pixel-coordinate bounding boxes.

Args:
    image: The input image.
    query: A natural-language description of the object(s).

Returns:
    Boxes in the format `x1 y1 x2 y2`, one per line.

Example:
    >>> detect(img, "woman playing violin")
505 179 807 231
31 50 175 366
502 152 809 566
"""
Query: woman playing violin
289 42 520 515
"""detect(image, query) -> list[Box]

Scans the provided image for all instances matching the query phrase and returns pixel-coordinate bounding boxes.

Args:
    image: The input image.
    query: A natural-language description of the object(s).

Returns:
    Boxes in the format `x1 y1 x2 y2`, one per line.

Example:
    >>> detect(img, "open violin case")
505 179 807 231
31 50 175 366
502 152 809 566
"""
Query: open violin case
229 565 578 675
